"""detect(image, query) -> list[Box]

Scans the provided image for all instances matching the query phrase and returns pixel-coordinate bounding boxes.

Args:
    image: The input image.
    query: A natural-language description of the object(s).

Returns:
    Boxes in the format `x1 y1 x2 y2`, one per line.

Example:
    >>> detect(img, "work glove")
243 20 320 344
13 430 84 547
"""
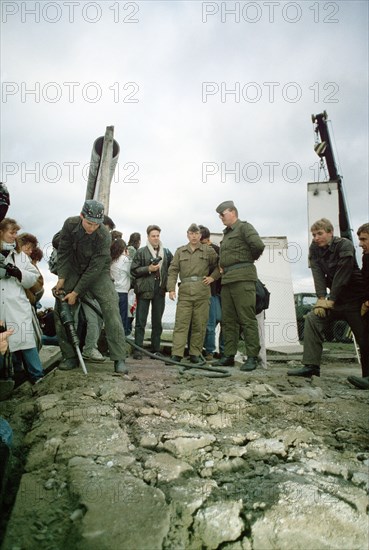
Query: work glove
361 302 369 316
313 298 334 318
5 264 22 282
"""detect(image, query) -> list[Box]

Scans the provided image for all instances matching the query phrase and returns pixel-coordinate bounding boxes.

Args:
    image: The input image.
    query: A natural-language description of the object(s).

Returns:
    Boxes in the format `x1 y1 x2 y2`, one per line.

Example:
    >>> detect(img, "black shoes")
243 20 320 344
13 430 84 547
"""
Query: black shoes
287 365 320 378
189 355 201 364
240 357 258 372
213 355 235 367
114 360 129 374
132 350 143 360
347 375 369 390
58 358 78 371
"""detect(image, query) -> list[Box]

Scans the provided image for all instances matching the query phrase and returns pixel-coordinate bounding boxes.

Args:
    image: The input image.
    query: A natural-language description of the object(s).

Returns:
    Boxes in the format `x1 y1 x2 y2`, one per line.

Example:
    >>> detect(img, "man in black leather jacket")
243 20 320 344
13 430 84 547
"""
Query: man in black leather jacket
130 225 173 357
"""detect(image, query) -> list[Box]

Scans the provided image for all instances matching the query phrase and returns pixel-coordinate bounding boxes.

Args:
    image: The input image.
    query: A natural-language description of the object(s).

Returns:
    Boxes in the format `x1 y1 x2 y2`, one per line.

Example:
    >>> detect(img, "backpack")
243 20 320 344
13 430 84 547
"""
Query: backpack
0 182 10 223
48 231 61 275
256 279 270 314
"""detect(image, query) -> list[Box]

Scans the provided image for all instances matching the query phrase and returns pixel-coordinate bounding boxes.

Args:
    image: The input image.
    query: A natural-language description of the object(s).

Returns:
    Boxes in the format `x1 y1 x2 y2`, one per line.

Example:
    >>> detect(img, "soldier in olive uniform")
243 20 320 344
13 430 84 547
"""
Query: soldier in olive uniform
54 200 128 374
214 201 265 371
167 224 219 363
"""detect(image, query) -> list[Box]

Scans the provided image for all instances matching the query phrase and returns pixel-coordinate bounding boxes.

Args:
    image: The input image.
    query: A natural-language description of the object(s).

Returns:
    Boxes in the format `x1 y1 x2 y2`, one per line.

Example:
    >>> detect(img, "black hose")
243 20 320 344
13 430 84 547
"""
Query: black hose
80 297 231 378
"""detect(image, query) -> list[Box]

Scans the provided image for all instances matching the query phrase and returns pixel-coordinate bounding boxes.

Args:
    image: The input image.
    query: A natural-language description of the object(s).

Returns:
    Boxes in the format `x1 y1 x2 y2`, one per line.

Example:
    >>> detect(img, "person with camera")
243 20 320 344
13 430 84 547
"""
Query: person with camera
130 225 173 358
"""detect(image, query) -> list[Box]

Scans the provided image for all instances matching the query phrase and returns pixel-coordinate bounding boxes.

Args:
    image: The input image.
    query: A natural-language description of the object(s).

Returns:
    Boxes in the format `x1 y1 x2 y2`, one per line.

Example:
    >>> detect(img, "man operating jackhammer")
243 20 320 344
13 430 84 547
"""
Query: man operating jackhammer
54 200 128 374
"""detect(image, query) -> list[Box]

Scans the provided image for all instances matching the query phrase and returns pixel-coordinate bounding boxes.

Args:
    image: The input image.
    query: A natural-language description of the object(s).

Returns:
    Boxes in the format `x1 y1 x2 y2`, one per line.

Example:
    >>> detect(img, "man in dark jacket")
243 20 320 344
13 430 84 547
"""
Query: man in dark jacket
288 218 369 381
130 225 173 357
347 223 369 389
214 201 265 372
54 200 127 374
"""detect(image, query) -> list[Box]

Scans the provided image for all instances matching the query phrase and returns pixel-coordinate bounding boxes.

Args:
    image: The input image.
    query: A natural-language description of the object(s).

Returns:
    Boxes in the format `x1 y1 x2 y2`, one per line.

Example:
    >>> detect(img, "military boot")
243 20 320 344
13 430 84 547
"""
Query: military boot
58 358 78 371
287 365 320 378
114 360 129 374
213 355 235 367
240 357 258 372
347 375 369 390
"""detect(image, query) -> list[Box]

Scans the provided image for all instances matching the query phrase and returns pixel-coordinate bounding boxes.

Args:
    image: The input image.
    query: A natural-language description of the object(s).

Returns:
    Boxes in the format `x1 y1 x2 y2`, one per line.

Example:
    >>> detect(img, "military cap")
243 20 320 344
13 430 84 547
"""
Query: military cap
215 200 235 214
81 199 104 224
187 223 200 233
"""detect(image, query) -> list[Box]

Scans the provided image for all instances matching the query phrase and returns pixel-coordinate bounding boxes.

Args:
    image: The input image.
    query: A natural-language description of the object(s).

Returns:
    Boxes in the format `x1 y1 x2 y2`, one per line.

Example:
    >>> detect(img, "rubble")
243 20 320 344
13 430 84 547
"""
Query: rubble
0 351 368 549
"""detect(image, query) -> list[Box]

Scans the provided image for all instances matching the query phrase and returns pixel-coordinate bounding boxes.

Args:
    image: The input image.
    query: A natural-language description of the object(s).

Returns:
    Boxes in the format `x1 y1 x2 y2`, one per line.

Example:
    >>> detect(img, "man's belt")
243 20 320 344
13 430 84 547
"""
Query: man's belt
181 276 203 283
222 262 252 274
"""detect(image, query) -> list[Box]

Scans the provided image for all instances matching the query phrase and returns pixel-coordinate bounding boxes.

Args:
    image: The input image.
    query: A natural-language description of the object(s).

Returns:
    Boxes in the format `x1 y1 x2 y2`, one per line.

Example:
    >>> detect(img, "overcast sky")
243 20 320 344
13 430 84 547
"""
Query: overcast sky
1 0 368 306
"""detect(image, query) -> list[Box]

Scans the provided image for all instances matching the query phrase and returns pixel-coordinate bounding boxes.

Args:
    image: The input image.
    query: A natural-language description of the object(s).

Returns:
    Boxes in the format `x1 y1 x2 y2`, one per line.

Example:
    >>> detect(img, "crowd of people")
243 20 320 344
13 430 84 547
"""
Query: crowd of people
0 195 368 398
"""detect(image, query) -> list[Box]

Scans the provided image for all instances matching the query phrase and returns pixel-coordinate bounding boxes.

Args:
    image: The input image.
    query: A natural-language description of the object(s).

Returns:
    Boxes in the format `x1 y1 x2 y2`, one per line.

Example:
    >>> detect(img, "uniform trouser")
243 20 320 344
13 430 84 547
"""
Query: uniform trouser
81 294 103 354
303 305 369 377
54 275 126 361
134 281 165 352
221 281 260 357
204 295 224 354
172 296 210 357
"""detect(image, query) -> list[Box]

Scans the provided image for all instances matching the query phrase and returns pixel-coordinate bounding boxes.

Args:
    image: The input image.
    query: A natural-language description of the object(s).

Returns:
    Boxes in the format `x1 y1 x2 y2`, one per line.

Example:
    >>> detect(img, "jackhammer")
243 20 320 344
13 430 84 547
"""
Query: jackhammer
52 289 88 375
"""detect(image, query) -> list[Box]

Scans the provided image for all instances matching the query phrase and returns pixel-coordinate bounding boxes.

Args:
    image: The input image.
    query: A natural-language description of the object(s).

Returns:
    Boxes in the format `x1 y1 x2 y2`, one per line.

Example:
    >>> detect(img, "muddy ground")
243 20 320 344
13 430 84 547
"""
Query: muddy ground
0 345 368 550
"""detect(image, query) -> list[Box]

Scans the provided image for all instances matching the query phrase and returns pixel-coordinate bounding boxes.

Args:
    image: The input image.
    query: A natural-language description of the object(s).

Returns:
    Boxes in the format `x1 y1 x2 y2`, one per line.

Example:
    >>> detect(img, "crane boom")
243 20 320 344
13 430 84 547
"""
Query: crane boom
311 111 353 242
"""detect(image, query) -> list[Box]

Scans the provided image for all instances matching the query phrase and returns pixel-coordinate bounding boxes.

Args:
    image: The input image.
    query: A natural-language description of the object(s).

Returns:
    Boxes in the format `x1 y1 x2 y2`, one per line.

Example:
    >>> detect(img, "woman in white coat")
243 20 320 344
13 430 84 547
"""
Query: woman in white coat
110 237 132 335
0 218 44 384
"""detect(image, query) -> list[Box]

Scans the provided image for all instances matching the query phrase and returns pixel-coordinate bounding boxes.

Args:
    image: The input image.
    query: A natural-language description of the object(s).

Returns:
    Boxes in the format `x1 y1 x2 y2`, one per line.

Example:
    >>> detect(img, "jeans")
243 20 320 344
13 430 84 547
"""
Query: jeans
204 295 224 354
118 292 130 336
14 348 44 382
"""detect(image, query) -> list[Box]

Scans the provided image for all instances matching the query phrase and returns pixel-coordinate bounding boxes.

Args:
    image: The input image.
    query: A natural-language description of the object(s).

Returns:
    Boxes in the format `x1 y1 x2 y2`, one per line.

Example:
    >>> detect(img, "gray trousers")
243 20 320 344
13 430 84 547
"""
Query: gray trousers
303 304 369 376
81 294 103 354
55 274 126 361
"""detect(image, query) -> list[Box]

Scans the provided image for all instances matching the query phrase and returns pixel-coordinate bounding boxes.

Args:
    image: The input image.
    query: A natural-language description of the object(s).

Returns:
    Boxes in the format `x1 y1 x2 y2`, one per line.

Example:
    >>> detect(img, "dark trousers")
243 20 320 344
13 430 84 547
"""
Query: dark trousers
118 292 130 336
134 281 165 352
303 304 369 376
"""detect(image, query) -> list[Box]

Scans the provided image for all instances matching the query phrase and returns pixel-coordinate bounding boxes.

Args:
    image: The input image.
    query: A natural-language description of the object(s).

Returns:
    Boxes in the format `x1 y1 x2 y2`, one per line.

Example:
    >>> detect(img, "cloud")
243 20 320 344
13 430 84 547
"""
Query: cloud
1 1 368 307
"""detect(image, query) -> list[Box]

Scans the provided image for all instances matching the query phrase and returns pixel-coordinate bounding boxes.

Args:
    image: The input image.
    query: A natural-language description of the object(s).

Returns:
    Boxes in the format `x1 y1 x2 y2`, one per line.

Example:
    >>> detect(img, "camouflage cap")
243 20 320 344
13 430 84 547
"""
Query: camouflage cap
216 200 235 214
81 200 104 224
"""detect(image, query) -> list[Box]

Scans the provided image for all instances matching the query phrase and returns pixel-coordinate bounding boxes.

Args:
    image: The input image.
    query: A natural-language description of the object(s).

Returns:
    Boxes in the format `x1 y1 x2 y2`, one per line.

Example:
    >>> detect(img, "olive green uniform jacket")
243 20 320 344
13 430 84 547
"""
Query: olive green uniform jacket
219 219 265 283
167 243 220 357
219 219 265 358
55 217 126 361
